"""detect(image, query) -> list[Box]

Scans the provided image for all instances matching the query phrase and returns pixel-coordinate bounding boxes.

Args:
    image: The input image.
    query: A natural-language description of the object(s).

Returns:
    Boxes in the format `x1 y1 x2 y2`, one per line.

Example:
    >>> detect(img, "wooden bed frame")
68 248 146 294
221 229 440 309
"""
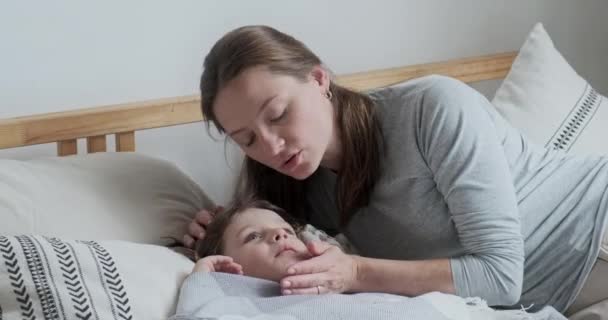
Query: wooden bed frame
0 52 516 156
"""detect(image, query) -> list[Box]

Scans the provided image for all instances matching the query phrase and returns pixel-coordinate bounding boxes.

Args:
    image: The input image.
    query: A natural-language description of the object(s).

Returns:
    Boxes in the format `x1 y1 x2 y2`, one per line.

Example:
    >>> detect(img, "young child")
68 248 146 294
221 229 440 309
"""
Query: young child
193 198 316 283
172 198 566 320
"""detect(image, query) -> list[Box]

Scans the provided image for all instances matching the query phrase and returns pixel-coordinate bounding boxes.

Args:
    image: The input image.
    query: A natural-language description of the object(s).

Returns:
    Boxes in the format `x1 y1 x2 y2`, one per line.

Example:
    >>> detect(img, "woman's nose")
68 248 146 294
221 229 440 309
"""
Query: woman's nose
259 129 284 156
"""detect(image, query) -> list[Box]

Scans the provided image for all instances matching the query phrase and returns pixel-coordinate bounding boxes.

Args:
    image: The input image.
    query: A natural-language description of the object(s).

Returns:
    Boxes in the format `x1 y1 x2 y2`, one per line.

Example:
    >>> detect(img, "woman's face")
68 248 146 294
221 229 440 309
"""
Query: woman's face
213 65 340 179
222 208 310 282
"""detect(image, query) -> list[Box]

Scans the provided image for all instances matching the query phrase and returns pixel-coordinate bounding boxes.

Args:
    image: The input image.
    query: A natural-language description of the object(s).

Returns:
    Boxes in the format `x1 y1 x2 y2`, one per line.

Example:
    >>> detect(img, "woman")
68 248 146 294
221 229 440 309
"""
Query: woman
183 25 608 317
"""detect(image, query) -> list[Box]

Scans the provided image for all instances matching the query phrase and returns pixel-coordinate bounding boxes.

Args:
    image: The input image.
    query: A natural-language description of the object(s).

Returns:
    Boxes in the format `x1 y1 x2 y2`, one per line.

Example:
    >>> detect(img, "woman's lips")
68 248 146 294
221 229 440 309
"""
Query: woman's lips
281 150 302 172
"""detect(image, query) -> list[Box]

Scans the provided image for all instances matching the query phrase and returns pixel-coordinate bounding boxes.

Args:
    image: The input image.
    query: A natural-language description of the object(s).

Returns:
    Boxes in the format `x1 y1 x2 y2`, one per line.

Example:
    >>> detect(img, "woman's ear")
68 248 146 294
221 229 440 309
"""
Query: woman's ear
309 65 330 93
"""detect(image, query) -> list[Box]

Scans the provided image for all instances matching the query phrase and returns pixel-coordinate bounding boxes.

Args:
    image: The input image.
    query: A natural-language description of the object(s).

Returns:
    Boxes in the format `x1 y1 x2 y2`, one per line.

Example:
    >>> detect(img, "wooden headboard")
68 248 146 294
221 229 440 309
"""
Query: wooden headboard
0 52 516 156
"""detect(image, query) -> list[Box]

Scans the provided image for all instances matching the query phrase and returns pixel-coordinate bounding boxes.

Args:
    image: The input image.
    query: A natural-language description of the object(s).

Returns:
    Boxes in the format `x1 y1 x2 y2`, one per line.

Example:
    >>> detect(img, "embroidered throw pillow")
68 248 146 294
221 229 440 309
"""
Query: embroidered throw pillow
492 23 607 155
0 235 193 320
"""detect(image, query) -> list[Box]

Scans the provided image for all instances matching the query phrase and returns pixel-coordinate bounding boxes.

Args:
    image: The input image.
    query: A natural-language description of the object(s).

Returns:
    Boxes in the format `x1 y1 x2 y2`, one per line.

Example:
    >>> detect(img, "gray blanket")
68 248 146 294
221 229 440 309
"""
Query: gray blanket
170 272 566 320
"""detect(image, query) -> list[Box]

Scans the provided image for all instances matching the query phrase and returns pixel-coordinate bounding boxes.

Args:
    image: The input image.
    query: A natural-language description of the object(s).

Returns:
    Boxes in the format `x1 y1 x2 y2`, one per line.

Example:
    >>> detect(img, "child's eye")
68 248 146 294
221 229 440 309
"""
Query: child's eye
284 228 295 236
245 232 262 243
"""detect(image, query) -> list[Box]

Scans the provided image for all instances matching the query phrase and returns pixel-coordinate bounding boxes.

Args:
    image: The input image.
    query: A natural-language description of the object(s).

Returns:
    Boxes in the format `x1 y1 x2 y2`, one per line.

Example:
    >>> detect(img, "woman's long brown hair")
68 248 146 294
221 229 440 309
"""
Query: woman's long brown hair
200 25 384 229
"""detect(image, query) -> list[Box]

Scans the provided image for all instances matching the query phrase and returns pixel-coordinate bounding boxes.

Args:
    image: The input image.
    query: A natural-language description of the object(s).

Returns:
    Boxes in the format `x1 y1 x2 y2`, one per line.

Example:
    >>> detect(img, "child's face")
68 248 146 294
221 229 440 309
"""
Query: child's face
222 208 310 282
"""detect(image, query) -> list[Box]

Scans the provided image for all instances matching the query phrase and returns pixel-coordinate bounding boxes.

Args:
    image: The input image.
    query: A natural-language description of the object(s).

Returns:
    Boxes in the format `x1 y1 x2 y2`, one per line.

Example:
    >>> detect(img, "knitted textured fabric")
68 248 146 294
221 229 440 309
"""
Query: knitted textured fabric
169 272 566 320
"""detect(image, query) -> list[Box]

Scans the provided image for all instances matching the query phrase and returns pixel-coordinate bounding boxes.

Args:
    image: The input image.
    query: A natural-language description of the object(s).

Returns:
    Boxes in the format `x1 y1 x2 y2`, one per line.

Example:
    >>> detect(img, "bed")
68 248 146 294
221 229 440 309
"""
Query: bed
1 22 605 319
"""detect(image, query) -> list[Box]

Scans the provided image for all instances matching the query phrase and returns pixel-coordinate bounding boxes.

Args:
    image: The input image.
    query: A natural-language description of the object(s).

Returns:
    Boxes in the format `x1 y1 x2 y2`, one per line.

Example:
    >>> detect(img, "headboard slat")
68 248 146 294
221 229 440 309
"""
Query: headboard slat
87 135 107 153
57 140 78 156
116 132 135 152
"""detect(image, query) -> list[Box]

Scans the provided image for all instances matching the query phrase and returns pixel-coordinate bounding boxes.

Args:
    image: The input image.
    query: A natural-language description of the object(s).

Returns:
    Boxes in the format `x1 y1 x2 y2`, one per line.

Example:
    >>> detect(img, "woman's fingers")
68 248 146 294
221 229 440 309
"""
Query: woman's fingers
182 234 195 249
281 272 326 290
189 208 220 239
188 220 206 240
286 255 328 275
195 209 215 226
306 241 333 256
282 285 325 296
187 207 223 246
282 242 357 294
286 241 334 274
184 206 226 249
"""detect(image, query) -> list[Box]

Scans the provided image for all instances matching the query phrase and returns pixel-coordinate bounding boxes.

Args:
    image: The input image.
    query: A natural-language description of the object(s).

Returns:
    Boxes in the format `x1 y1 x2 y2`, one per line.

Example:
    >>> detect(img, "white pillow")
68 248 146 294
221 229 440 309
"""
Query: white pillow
492 23 607 155
0 153 214 244
0 235 193 320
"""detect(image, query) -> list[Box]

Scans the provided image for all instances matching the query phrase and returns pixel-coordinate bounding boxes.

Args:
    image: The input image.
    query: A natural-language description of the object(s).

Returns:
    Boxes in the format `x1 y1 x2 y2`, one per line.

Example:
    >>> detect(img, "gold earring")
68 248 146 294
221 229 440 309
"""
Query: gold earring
325 90 333 100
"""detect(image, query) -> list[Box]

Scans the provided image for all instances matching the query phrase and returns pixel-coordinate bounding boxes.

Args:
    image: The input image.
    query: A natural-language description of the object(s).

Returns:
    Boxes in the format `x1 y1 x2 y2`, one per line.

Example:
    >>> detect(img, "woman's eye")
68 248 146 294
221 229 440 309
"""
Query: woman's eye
270 107 288 123
245 134 256 147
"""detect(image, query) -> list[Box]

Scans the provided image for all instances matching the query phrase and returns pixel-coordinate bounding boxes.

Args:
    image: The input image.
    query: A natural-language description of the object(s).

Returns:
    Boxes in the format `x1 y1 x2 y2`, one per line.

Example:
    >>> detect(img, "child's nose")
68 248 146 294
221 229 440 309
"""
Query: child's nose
272 229 289 242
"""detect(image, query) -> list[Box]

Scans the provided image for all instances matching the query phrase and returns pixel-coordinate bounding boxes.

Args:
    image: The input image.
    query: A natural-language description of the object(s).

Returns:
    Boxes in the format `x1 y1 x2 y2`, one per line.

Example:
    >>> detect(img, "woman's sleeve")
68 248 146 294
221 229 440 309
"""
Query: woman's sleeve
417 76 524 306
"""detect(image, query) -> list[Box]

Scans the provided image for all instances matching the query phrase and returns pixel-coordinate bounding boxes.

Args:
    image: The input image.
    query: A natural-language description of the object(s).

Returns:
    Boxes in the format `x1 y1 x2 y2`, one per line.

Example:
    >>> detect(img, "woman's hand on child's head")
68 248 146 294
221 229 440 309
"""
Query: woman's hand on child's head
192 255 243 275
279 241 359 295
183 206 224 248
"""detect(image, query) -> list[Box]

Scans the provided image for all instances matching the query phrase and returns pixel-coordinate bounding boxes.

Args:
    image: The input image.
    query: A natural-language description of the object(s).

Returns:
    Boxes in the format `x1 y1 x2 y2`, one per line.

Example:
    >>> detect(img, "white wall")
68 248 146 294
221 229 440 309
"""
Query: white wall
1 0 607 204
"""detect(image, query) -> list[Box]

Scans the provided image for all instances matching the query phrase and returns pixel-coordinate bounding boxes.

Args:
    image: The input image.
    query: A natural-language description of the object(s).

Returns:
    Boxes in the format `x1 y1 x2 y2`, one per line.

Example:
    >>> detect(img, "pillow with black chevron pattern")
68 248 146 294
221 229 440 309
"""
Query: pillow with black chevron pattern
0 152 215 245
492 23 608 156
0 235 193 320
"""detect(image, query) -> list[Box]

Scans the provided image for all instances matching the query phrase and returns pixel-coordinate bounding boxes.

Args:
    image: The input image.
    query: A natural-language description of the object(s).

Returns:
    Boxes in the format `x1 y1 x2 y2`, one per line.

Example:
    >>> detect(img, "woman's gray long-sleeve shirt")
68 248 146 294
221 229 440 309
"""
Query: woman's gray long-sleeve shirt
306 75 608 312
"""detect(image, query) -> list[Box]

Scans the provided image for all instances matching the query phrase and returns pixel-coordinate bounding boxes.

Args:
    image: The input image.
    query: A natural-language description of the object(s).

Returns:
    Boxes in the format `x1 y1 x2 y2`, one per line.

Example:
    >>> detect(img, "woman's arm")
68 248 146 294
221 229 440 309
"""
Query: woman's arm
285 76 524 306
352 256 454 296
416 76 524 305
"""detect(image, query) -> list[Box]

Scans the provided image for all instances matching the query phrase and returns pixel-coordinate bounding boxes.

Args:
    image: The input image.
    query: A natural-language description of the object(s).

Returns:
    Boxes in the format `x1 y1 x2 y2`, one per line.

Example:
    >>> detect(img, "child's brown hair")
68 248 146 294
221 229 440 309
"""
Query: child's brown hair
194 197 303 260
